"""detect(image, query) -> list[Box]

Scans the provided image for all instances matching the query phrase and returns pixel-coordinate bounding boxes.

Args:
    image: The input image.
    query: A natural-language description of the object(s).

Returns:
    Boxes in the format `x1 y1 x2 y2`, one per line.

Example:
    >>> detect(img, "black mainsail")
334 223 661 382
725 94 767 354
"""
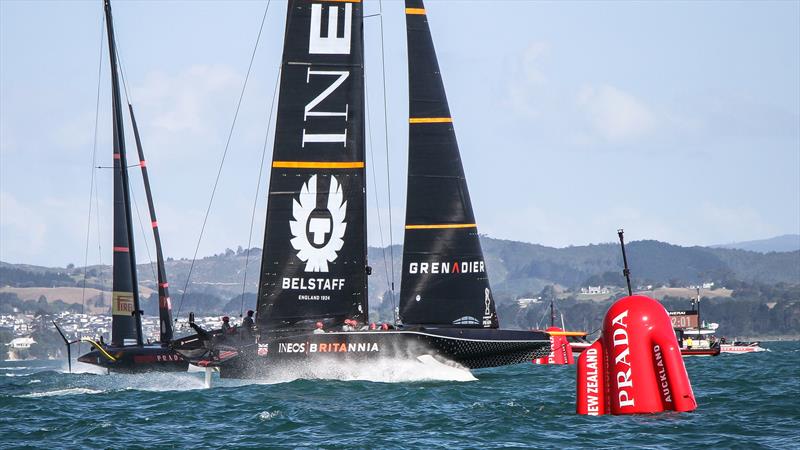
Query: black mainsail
399 0 498 329
106 0 143 346
256 0 368 331
74 0 187 373
129 105 174 344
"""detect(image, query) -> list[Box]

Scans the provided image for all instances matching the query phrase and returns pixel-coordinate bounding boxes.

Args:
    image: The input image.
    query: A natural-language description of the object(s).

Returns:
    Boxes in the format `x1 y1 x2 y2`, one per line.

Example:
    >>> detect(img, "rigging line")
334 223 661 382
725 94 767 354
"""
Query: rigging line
378 0 397 323
82 14 106 316
112 17 135 107
240 65 281 317
176 0 272 320
364 60 393 316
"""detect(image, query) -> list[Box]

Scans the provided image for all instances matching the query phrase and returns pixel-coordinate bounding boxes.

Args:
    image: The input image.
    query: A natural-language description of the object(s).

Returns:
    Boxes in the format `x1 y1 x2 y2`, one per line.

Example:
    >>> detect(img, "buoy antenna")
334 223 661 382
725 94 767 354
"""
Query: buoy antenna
617 229 633 296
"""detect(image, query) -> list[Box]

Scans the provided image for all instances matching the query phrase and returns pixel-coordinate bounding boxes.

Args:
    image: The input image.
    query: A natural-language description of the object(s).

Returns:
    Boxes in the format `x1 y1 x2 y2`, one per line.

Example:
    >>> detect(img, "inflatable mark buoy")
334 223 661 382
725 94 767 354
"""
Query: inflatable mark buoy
576 295 697 415
533 327 575 365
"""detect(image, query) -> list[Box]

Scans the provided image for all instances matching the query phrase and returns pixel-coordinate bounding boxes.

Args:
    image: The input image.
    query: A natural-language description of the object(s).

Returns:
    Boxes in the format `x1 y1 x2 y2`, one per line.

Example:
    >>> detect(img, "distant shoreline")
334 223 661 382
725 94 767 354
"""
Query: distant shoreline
716 333 800 342
746 335 800 342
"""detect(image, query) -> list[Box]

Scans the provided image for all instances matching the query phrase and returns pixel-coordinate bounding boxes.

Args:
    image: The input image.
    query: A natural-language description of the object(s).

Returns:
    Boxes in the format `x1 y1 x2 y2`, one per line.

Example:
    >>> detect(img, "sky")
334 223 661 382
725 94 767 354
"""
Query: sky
1 0 799 268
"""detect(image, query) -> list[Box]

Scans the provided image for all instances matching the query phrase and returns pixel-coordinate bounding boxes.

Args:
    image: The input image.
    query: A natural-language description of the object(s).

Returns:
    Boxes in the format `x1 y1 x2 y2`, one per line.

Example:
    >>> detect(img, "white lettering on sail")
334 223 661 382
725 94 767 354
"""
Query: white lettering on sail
309 3 352 55
304 69 350 121
302 129 347 147
302 69 350 148
407 260 486 275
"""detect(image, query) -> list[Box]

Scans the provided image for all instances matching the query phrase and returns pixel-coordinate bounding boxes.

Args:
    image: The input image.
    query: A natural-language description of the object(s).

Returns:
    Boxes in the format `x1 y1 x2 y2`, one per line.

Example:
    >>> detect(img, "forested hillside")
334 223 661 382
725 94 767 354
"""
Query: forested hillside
2 238 797 336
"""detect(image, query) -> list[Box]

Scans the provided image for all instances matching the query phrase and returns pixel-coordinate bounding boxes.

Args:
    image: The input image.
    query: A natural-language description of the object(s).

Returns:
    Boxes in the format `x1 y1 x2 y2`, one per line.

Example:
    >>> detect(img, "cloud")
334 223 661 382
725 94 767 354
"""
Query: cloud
133 64 241 135
520 41 549 86
577 84 656 141
506 41 551 118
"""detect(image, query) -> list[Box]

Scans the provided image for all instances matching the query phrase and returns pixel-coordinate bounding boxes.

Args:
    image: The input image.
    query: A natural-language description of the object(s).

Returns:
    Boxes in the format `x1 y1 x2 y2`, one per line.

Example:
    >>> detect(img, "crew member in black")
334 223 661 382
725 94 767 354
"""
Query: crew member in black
221 316 232 334
242 310 255 332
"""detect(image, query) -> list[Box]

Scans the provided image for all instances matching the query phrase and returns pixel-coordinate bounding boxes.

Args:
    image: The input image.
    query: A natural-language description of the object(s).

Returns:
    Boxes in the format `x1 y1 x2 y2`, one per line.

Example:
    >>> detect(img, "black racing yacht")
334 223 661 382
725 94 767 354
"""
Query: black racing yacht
68 0 187 373
172 0 549 378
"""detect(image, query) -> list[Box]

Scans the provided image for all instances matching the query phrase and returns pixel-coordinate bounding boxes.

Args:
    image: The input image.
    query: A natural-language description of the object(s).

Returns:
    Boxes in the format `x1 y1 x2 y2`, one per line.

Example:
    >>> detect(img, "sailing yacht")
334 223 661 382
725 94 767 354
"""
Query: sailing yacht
172 0 549 378
73 0 187 372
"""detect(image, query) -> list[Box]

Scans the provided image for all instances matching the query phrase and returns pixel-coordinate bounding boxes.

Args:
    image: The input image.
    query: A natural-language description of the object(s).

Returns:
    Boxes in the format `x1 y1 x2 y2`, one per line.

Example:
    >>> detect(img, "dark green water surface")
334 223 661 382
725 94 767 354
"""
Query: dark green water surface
2 342 798 449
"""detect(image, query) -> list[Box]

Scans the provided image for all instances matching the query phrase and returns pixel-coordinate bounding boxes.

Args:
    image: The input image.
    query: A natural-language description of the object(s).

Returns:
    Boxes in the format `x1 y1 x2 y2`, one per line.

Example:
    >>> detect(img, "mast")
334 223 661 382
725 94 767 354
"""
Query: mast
255 0 367 331
105 0 143 346
399 0 498 329
129 104 174 343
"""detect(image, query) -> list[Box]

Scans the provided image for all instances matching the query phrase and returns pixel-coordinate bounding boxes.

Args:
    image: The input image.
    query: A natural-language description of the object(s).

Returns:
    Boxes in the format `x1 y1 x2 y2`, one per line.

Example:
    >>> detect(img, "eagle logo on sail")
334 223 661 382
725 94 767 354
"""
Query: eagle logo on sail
289 174 347 272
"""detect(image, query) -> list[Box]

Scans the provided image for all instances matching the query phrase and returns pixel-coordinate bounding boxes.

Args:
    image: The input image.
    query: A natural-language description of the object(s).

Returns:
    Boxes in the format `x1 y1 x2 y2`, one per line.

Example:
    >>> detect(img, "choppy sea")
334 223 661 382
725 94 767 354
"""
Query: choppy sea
1 341 798 449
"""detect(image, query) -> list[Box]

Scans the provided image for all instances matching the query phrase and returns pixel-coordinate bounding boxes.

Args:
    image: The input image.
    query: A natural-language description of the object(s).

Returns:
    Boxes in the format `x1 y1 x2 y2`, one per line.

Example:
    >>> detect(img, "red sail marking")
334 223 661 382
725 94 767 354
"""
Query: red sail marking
533 326 575 365
113 246 130 252
151 221 158 228
139 160 147 168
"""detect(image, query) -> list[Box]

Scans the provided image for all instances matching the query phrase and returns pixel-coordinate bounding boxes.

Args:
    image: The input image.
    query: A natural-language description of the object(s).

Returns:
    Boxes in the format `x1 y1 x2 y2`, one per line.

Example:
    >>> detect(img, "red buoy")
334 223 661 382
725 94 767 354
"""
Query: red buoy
576 295 697 415
533 326 575 365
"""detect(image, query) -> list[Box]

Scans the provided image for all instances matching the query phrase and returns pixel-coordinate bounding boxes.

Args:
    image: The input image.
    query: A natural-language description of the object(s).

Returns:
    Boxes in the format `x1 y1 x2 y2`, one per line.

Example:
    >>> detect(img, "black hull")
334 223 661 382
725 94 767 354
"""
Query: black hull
78 344 188 373
172 328 550 379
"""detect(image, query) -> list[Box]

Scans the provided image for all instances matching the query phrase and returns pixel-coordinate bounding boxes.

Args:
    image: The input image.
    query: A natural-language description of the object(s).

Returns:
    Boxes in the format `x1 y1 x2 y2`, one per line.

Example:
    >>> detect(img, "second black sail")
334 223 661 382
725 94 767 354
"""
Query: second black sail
399 0 498 329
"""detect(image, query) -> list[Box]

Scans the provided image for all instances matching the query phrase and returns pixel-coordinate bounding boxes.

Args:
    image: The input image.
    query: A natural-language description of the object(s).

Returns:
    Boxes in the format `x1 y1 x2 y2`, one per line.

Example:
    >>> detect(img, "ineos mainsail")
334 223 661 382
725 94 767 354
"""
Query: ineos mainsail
172 0 549 378
256 0 368 332
75 0 187 372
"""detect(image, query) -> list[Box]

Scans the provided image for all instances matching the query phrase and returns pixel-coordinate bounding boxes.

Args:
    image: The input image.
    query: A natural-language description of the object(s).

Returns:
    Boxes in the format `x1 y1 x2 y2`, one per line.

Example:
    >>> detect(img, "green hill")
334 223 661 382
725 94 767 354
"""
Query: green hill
2 238 798 320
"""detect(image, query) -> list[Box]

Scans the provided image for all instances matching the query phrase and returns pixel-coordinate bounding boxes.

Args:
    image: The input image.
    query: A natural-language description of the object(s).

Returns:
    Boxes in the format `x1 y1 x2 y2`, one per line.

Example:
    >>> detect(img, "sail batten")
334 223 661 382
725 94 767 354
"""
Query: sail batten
256 0 367 331
399 0 499 329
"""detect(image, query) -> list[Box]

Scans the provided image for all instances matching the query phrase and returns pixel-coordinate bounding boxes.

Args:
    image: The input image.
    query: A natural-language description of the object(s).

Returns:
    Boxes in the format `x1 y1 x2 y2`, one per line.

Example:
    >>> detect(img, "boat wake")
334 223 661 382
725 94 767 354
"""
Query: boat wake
13 372 206 398
217 354 476 386
124 372 207 391
19 387 104 398
58 361 107 375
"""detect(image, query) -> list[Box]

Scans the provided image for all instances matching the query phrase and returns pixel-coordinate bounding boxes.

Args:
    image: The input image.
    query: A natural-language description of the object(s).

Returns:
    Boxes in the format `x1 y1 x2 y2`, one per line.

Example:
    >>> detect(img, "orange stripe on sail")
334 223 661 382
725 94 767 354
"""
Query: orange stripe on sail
405 223 477 230
409 117 452 124
272 161 365 169
405 8 425 15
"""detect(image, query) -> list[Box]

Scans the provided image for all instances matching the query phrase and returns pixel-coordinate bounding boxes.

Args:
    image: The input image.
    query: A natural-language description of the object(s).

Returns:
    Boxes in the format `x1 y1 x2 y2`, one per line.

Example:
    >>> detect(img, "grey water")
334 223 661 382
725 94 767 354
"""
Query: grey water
1 342 798 449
